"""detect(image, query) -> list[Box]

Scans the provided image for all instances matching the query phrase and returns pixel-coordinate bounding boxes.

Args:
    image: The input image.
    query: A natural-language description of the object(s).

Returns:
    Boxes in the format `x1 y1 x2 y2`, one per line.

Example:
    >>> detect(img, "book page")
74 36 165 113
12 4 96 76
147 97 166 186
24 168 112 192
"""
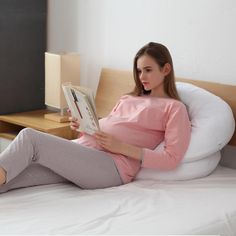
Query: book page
74 86 97 113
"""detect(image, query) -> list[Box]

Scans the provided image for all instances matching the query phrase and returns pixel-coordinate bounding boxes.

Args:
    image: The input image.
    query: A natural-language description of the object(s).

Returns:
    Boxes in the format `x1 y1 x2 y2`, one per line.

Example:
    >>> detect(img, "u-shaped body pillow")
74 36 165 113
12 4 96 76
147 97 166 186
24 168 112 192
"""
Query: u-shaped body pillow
136 151 221 181
136 82 235 181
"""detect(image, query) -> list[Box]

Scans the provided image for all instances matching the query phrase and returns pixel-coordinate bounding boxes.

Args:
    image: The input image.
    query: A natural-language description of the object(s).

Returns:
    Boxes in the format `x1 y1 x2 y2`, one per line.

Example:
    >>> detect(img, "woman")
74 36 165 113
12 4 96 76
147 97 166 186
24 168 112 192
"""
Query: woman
0 42 191 193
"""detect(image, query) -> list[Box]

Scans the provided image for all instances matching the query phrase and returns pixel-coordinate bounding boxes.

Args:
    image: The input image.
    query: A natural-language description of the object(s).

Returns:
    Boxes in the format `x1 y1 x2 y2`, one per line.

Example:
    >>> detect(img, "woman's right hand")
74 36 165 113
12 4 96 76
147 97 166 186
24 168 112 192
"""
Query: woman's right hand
68 109 80 131
69 117 80 131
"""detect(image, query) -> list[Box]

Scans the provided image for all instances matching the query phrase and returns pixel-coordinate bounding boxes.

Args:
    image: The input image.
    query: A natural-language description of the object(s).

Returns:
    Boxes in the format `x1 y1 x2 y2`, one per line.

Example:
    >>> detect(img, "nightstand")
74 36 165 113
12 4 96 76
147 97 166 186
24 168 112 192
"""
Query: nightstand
0 109 77 152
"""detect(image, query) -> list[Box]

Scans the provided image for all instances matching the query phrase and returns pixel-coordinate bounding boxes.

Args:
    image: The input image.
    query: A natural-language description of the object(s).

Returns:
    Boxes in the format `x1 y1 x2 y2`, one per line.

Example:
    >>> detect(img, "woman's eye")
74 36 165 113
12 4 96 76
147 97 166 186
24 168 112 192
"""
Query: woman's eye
146 68 152 72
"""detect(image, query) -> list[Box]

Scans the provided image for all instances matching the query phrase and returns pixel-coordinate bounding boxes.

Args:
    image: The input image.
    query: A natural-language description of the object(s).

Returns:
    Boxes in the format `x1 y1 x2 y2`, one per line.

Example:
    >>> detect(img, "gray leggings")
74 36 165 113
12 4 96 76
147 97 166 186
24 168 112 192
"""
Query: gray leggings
0 128 123 193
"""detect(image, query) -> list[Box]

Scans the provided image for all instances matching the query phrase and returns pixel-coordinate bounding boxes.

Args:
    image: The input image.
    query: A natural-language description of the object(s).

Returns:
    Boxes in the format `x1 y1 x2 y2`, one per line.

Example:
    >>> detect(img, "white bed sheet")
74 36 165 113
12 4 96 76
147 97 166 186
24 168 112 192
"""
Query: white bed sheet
0 165 236 235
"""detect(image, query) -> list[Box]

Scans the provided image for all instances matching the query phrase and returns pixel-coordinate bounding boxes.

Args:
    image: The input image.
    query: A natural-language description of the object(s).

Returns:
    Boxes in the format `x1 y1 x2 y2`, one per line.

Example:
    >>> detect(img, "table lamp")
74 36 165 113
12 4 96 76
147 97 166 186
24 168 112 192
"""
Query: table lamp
44 52 80 122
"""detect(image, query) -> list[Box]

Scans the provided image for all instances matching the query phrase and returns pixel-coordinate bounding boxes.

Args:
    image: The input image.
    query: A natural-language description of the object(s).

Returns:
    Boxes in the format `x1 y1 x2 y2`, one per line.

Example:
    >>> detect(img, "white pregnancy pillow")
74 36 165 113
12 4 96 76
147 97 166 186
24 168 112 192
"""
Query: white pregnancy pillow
135 82 234 181
135 151 221 181
176 82 235 162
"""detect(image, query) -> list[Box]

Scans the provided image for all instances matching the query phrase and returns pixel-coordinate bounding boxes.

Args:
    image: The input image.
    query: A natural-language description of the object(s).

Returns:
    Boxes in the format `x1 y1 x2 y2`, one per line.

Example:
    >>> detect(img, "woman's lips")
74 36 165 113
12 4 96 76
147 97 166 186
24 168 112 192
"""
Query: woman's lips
142 81 149 87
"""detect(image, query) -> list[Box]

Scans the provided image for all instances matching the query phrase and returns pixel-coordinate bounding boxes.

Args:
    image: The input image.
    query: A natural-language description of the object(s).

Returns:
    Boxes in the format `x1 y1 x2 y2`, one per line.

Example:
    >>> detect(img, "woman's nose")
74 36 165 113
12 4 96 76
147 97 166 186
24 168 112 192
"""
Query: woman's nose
139 72 144 79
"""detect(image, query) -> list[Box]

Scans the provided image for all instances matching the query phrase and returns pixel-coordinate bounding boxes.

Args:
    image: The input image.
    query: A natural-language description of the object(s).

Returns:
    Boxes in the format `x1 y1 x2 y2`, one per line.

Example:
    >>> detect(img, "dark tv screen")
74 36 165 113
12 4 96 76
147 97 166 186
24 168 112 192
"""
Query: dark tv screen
0 0 47 114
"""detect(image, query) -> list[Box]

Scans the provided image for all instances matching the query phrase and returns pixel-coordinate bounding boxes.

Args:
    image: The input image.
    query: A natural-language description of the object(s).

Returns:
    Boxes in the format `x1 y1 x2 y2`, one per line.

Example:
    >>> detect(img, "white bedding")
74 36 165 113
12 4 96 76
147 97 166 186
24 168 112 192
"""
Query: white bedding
0 165 236 235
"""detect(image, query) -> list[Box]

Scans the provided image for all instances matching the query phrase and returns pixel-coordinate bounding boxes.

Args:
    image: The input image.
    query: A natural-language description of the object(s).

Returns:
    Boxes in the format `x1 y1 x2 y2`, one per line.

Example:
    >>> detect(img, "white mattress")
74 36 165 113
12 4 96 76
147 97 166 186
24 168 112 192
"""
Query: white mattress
0 165 236 235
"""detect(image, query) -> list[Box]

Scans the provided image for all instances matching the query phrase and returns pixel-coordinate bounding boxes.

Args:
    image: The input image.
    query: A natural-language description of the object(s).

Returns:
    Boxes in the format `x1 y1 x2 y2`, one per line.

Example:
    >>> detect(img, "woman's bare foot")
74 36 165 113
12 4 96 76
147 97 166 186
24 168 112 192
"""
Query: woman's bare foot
0 167 6 185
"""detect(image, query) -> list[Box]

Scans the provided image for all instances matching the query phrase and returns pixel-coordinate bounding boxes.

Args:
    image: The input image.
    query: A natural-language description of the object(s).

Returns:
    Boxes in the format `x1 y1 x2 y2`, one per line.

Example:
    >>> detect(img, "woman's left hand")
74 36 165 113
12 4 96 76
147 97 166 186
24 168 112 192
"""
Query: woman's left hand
94 131 123 154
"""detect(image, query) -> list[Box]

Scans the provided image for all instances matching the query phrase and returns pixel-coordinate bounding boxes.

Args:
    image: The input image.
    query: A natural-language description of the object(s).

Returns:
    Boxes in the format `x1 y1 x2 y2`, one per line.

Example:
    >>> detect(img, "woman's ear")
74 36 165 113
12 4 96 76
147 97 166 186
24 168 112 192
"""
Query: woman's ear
162 63 171 76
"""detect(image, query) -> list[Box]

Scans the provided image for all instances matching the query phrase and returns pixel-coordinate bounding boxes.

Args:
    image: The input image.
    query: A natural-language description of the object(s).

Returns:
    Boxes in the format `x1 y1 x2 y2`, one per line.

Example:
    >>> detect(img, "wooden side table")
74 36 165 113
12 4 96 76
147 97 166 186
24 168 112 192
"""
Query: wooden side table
0 109 77 141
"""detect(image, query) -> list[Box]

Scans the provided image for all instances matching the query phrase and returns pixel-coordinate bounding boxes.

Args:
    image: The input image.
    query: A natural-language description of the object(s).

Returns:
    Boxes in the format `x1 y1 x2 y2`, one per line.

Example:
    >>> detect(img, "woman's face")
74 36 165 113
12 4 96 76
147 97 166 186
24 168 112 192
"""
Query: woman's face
137 54 170 97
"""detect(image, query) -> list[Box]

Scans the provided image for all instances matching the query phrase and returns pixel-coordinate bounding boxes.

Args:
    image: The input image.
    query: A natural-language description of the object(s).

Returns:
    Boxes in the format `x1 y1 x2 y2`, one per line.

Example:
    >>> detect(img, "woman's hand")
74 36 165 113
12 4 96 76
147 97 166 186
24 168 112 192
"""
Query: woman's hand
94 131 124 154
94 130 143 162
94 131 142 161
68 109 80 131
69 117 80 131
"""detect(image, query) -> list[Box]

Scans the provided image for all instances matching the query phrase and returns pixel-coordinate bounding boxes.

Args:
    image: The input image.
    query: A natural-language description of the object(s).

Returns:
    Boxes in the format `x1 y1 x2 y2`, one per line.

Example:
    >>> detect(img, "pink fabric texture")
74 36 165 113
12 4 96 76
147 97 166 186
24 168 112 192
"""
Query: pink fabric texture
77 95 191 183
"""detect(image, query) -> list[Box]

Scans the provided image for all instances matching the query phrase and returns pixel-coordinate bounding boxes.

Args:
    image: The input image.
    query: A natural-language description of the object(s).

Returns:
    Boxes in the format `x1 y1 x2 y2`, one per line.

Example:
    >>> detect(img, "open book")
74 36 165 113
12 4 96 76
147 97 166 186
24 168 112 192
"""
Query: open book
62 82 99 135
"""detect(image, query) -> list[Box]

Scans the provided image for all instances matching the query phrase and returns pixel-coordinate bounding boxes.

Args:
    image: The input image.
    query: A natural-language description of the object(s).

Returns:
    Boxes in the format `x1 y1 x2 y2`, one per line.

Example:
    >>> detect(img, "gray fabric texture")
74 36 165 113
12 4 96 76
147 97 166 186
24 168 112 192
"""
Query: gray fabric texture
0 128 123 193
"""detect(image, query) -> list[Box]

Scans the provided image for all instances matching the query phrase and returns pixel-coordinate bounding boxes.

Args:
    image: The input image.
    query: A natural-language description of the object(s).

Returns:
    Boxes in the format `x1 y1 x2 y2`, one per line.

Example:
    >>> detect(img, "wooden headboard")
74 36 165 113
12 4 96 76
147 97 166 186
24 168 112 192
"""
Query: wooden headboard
95 68 236 146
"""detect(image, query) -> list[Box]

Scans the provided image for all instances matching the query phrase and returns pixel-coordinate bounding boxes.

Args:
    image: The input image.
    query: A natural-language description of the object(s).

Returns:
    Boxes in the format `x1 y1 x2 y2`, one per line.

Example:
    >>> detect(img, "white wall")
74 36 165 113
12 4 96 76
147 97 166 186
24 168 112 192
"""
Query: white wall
47 0 236 91
47 0 236 161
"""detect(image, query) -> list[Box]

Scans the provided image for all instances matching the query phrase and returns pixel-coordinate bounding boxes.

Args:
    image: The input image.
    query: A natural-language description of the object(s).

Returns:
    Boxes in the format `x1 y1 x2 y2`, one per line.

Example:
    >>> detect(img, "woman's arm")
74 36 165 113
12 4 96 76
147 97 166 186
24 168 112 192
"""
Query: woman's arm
141 103 191 170
94 131 143 161
95 103 191 170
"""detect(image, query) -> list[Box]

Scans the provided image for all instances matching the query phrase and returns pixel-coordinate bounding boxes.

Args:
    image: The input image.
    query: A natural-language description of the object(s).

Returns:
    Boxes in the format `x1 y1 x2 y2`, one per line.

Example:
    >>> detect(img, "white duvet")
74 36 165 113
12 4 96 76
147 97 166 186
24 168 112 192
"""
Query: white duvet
0 165 236 235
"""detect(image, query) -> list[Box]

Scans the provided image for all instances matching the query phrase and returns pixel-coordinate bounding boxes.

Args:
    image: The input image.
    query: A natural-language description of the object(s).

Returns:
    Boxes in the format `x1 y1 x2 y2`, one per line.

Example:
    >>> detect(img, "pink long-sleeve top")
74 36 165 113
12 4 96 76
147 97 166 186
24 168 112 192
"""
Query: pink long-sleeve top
77 95 191 184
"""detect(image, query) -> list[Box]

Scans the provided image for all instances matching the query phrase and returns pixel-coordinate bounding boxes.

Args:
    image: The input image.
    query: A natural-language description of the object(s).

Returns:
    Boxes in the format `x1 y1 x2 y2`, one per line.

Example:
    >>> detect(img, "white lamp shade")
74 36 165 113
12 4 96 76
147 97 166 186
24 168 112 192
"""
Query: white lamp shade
45 52 80 109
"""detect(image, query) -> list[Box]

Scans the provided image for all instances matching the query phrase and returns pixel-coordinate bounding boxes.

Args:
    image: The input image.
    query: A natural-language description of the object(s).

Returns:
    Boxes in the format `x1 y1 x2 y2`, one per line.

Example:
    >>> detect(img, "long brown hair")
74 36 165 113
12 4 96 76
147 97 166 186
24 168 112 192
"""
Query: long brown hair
130 42 180 100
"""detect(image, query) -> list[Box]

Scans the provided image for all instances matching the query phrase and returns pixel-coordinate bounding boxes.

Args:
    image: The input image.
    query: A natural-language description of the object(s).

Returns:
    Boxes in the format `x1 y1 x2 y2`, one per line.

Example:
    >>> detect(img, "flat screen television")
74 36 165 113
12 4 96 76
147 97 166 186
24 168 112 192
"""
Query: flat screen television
0 0 47 115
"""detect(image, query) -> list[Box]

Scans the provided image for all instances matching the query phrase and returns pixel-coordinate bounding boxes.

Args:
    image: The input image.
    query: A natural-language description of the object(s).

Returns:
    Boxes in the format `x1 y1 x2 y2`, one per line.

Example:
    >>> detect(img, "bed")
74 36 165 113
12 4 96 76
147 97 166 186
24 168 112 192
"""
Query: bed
0 68 236 235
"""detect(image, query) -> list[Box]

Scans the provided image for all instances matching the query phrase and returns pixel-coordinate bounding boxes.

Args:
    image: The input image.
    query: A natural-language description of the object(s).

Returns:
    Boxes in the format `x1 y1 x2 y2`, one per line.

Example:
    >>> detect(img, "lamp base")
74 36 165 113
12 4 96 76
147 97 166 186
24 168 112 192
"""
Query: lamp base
44 112 69 123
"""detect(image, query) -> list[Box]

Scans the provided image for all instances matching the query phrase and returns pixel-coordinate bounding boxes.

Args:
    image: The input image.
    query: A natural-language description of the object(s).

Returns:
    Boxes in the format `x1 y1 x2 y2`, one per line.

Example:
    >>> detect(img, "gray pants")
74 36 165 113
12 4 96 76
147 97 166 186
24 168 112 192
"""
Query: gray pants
0 128 123 193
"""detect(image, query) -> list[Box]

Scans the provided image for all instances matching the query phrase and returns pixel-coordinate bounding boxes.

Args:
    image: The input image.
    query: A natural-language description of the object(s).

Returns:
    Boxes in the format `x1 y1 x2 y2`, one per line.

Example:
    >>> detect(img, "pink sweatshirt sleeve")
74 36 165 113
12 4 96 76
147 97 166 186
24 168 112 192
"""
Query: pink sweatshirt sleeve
141 103 191 170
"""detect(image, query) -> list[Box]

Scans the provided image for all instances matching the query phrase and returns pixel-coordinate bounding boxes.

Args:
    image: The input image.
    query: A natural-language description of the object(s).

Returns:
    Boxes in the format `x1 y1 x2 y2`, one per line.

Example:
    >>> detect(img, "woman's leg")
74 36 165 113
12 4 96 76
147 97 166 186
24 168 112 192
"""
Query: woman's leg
0 164 68 193
0 128 123 193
